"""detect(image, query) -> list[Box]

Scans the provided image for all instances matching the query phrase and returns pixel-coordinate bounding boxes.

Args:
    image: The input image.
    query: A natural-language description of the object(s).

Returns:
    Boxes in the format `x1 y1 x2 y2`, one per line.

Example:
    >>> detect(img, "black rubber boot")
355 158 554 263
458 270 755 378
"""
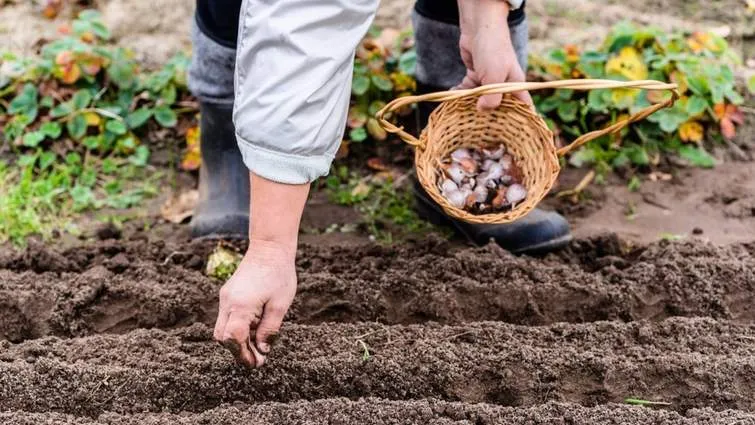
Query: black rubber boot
413 82 572 255
189 102 250 240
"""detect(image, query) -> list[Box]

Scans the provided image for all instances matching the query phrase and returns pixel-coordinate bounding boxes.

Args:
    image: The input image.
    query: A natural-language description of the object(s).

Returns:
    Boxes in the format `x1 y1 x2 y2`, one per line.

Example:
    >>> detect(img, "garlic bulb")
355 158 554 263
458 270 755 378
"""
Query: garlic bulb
440 179 458 194
445 164 467 185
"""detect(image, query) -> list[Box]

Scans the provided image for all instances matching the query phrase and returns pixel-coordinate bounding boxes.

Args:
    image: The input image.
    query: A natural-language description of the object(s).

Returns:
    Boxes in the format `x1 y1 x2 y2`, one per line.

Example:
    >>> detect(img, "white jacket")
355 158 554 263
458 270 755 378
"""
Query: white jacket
233 0 379 184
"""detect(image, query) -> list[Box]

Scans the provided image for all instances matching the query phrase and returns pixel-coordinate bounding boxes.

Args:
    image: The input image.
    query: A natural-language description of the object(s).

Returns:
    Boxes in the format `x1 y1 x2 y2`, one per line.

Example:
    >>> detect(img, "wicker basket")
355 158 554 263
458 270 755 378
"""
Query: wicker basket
375 79 679 224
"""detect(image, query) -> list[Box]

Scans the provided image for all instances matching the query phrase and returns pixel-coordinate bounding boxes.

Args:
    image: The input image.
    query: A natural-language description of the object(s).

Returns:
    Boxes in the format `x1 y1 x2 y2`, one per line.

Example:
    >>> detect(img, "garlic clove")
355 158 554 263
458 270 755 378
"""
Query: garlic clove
500 154 513 171
445 190 467 209
482 159 497 171
451 148 471 162
506 183 527 206
483 145 505 160
440 178 458 194
500 174 513 185
444 164 467 185
473 185 488 203
458 157 478 174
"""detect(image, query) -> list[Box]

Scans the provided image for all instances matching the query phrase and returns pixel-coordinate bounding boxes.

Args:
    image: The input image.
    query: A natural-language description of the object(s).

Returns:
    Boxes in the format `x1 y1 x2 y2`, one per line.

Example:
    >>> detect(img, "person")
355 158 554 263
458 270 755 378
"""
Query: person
187 0 571 368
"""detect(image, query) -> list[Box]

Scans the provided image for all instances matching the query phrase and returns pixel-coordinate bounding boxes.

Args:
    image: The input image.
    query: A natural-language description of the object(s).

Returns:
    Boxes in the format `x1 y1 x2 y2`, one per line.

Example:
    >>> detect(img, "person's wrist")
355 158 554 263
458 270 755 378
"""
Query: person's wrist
246 238 297 263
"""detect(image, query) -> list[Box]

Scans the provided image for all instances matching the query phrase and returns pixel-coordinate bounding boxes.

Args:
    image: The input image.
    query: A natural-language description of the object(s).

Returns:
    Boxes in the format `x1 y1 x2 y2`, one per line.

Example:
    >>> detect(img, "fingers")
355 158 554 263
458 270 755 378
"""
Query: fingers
255 302 287 355
222 310 260 367
477 92 504 112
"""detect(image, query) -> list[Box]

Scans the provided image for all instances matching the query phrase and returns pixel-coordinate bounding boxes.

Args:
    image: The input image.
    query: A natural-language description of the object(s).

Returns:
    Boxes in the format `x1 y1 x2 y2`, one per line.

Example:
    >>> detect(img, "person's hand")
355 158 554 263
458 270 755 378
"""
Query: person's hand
213 240 297 367
456 0 533 111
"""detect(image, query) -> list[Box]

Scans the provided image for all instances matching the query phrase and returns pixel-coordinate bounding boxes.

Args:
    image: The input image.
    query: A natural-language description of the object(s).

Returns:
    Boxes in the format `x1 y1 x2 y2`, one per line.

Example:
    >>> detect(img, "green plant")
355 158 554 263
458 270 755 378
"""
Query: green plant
347 27 417 145
324 165 441 243
0 9 195 245
530 22 746 177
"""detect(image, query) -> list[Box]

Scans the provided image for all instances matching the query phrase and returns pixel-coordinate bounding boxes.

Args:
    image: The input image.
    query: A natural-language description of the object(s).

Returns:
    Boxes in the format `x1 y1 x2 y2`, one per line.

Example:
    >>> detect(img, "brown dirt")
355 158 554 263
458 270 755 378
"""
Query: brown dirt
2 236 755 342
3 400 754 425
2 318 755 415
1 235 755 421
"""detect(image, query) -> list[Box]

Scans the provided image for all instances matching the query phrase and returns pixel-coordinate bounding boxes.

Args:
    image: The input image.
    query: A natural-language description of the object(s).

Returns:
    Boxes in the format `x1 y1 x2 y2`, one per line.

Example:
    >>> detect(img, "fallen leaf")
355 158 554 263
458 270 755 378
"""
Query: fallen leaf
335 140 350 160
366 157 389 171
565 44 580 62
41 0 63 19
55 50 74 66
350 180 371 198
714 103 745 140
85 112 101 126
181 125 201 171
679 120 704 143
366 118 387 141
160 190 199 224
60 62 81 84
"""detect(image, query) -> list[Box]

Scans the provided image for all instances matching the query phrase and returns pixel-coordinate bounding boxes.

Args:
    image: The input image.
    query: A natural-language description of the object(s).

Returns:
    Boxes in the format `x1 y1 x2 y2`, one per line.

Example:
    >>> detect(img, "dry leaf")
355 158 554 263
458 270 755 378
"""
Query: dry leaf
160 190 199 224
336 140 350 160
181 126 201 171
366 157 389 171
714 103 745 140
41 0 63 19
679 120 704 143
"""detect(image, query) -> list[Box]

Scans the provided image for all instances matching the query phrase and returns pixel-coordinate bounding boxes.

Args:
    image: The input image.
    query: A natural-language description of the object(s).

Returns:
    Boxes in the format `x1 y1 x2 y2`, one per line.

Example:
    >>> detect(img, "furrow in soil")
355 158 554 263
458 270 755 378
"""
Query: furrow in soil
1 399 754 425
1 319 753 415
2 236 754 341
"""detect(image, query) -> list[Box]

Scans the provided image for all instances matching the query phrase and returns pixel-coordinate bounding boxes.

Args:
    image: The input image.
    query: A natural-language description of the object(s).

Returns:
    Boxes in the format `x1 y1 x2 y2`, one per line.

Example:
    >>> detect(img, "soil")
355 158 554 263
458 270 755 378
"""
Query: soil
2 1 755 423
1 235 755 422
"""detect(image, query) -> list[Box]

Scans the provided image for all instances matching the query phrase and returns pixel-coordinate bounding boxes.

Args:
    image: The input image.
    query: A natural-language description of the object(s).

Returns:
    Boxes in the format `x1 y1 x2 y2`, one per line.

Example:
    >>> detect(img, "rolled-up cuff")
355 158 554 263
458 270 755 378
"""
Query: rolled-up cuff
236 133 334 185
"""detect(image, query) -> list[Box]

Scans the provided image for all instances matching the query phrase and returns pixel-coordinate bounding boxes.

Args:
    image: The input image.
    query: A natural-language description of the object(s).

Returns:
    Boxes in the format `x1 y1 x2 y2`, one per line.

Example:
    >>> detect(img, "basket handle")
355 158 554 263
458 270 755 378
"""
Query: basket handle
375 79 679 153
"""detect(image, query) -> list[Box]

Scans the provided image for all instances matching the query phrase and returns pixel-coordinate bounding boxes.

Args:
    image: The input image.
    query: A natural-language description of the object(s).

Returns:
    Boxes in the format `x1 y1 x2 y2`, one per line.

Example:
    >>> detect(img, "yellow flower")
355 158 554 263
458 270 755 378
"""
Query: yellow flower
679 120 704 143
611 88 641 109
605 47 648 81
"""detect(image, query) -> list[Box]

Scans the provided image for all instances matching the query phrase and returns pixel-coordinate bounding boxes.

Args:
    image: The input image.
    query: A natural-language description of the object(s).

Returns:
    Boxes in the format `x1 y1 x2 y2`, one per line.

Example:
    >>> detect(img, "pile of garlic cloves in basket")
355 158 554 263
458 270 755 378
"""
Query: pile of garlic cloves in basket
438 144 528 214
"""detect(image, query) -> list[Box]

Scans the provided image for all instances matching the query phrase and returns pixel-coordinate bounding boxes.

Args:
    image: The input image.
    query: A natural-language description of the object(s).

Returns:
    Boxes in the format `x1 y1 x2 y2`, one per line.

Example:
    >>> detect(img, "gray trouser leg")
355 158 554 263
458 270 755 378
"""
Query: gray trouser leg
412 10 529 89
188 19 237 106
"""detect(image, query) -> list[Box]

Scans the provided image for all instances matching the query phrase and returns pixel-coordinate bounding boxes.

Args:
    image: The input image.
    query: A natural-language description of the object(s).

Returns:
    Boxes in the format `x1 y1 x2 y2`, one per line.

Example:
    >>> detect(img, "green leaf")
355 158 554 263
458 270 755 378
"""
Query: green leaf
77 9 102 21
626 145 650 166
65 152 82 166
83 135 102 150
50 101 73 118
22 131 45 147
154 107 177 128
686 95 708 116
17 154 38 167
160 84 177 105
537 95 560 113
352 75 370 96
587 89 610 113
72 20 92 36
79 168 97 187
568 148 596 168
129 145 150 167
371 74 393 92
9 83 38 115
72 90 93 110
748 75 755 95
40 121 62 139
105 120 128 135
368 100 386 117
117 136 137 152
107 49 137 90
557 101 579 122
126 108 152 129
679 145 715 168
724 86 744 105
40 96 54 109
349 127 367 142
39 152 56 170
70 185 95 211
91 21 111 40
66 114 88 140
102 158 117 174
398 50 417 75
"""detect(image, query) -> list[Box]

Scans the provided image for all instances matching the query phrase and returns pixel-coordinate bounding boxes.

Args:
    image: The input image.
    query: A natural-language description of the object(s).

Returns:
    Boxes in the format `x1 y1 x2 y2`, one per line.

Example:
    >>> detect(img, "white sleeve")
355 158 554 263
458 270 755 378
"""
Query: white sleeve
233 0 379 184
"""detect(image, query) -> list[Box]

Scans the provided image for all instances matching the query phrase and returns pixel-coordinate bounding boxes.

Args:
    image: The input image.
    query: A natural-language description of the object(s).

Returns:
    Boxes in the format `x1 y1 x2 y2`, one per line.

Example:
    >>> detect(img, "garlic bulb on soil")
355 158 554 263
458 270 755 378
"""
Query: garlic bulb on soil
437 143 528 215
